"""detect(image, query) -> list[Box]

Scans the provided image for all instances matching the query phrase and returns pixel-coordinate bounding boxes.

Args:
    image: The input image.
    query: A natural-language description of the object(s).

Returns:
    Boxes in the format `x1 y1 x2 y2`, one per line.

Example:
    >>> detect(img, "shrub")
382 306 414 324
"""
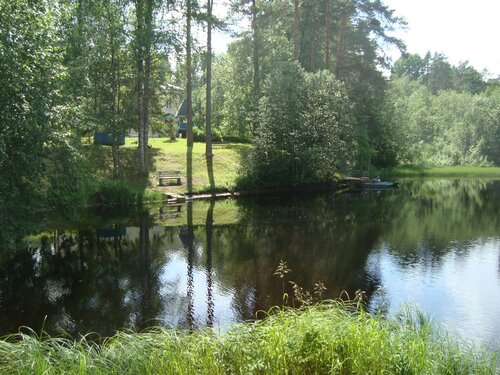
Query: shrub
242 62 357 187
192 127 223 143
91 181 137 206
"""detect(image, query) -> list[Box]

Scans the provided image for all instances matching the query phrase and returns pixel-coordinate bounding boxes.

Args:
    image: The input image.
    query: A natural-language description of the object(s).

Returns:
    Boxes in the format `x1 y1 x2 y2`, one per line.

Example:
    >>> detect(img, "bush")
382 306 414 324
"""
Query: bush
220 135 252 144
91 181 137 206
192 127 223 143
242 62 357 187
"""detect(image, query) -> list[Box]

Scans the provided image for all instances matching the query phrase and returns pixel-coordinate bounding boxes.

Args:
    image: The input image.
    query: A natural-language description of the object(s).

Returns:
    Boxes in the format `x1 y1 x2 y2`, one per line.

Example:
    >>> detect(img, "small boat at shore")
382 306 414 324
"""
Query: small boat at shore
360 177 399 189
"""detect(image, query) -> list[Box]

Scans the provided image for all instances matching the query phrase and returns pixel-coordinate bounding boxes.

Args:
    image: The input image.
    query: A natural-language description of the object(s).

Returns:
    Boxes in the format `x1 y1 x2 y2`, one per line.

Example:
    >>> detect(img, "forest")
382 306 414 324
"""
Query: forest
1 0 499 209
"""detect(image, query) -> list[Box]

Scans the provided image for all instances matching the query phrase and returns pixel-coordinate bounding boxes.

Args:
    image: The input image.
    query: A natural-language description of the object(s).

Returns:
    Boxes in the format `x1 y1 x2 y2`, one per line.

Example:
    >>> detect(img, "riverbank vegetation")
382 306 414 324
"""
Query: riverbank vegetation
382 165 500 177
2 0 499 215
385 55 500 167
0 302 496 374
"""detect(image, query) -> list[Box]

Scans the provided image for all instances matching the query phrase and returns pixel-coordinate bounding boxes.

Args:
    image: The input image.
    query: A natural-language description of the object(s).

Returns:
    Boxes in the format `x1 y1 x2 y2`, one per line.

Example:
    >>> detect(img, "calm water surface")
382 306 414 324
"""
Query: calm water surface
0 178 499 350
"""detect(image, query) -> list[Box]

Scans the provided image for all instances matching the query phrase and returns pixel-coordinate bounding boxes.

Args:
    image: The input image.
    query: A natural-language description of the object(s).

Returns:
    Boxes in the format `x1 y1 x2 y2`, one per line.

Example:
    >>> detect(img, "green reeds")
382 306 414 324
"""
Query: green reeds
0 301 497 374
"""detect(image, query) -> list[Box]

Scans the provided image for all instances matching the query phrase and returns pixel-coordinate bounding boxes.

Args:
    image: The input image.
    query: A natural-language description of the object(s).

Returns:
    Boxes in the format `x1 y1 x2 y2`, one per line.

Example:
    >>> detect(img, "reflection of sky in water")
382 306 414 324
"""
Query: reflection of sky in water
3 179 499 348
368 237 500 350
159 251 239 330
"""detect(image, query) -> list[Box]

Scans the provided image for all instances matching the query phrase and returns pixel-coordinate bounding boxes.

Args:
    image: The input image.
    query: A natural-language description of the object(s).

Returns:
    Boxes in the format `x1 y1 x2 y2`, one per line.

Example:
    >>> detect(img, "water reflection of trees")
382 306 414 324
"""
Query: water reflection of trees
205 194 383 320
1 179 498 336
0 194 383 335
380 179 500 263
0 212 166 337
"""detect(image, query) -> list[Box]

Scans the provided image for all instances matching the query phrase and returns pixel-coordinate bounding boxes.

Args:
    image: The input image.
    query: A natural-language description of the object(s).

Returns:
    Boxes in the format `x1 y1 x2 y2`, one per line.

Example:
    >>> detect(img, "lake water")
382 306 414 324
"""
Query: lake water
0 178 499 351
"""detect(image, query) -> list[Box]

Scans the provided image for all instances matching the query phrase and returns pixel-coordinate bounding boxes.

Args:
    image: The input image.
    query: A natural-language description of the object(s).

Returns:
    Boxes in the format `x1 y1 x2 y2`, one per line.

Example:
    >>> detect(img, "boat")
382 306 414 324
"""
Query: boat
360 177 399 189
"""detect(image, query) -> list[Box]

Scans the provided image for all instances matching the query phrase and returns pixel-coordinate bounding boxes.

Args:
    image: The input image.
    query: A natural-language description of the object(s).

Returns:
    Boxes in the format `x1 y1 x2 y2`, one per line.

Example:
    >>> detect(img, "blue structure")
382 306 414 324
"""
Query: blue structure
94 132 125 146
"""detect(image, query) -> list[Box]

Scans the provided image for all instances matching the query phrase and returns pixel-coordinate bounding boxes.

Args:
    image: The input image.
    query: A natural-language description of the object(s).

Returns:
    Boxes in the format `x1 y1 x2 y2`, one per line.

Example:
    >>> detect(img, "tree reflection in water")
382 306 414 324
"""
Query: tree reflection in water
205 200 215 326
0 179 499 342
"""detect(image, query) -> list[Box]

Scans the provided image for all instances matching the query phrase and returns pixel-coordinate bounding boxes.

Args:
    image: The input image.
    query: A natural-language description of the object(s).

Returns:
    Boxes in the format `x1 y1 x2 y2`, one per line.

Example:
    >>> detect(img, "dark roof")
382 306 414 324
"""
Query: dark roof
176 98 187 117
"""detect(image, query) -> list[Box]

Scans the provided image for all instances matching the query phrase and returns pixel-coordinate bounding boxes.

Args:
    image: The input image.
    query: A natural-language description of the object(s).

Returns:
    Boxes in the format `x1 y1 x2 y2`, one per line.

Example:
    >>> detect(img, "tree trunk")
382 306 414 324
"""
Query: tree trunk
135 0 152 176
109 6 120 178
251 0 260 135
309 0 317 72
205 0 213 158
325 0 330 71
186 0 193 147
293 0 301 61
143 0 152 168
335 4 348 80
136 0 147 175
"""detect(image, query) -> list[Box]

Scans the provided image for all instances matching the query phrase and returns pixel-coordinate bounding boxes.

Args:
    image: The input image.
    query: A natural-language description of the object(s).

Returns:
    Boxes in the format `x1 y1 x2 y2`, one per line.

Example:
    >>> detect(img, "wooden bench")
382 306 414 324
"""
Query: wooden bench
158 170 182 186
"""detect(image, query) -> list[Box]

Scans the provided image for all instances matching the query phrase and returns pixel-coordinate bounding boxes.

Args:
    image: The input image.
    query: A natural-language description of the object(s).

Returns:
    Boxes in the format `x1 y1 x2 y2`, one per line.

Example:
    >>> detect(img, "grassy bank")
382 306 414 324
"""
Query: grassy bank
0 302 496 374
83 138 251 197
382 165 500 178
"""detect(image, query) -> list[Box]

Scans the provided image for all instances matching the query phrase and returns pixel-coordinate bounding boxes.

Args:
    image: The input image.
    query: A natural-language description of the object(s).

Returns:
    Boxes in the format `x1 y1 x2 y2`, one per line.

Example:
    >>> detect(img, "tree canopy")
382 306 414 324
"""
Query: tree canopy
1 0 499 224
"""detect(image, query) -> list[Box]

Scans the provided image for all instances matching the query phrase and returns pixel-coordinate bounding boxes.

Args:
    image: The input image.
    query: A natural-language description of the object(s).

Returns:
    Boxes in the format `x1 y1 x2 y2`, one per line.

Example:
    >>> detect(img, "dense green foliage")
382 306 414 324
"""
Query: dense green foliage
386 74 500 166
392 53 487 95
206 0 405 169
0 0 91 246
0 0 178 235
241 63 356 186
0 303 496 374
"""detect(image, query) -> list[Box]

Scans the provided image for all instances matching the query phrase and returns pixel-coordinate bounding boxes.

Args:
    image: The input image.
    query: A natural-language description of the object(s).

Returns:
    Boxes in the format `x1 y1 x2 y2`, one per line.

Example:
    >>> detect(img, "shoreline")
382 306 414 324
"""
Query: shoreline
161 182 349 203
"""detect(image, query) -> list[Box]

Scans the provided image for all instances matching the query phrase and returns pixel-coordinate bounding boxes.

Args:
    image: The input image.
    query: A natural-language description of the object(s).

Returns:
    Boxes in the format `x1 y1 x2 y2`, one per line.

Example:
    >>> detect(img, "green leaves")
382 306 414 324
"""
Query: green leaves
387 76 500 166
245 62 356 186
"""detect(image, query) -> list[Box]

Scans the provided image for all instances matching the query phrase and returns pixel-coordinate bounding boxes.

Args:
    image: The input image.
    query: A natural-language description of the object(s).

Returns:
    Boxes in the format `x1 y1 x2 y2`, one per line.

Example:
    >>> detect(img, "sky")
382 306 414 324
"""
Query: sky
383 0 500 78
211 0 500 78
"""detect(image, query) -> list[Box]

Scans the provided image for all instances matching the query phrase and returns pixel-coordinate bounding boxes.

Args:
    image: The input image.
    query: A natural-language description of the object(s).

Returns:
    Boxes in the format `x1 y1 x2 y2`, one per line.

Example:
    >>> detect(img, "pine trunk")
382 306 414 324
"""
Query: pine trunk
309 0 317 72
335 5 347 80
293 0 301 61
205 0 213 158
186 0 193 147
325 1 330 71
251 0 260 135
136 0 147 176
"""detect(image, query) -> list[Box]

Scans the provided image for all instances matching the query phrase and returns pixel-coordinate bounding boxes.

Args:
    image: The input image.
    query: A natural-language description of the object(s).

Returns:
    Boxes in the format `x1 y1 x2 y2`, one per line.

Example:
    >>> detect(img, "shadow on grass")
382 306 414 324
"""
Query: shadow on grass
206 154 216 195
187 146 193 195
83 144 162 197
222 143 252 158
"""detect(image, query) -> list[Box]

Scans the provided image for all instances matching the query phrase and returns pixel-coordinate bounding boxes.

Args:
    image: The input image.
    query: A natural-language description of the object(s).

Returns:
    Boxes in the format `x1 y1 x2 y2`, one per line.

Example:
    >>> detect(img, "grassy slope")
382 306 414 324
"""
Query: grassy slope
83 138 251 196
0 303 496 374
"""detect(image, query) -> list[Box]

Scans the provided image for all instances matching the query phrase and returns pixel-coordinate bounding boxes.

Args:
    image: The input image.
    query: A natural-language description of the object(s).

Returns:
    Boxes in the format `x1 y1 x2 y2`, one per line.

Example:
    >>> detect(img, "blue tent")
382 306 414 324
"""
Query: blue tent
94 132 125 146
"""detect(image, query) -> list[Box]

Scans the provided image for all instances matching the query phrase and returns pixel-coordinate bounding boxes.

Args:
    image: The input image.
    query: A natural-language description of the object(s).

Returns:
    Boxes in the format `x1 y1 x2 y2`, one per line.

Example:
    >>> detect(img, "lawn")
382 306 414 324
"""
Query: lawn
82 138 252 196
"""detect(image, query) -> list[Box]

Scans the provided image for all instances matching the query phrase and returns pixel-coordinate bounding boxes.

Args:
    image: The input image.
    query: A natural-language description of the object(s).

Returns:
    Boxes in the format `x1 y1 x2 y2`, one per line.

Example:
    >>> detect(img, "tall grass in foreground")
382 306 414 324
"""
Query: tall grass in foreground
0 301 497 375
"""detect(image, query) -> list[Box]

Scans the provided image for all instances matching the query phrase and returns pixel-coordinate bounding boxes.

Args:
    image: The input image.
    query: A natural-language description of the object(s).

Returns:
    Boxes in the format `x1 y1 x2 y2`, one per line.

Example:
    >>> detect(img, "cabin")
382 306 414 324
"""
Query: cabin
128 82 183 138
176 98 188 138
